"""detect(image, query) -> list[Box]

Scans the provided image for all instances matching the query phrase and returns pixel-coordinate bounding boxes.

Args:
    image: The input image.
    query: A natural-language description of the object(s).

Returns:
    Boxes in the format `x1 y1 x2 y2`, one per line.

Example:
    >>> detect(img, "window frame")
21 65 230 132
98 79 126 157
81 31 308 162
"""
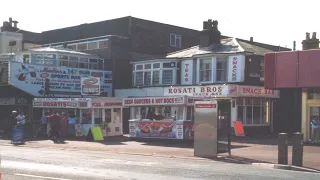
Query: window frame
132 62 176 87
215 56 228 82
170 34 182 48
236 98 269 126
199 58 213 83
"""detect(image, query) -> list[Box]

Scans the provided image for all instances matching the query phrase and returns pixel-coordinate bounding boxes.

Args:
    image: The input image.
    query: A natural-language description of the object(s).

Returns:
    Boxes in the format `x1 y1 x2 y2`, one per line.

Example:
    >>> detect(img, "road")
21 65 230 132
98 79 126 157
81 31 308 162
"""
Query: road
0 145 319 180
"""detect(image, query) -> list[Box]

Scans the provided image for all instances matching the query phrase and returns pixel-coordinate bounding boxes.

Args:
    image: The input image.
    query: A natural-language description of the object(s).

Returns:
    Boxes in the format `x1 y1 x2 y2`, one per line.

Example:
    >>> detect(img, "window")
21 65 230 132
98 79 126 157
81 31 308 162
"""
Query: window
69 61 78 68
88 42 98 50
170 34 181 48
77 43 87 51
133 62 176 86
23 54 30 64
236 98 268 126
260 59 264 79
59 61 68 67
199 59 212 82
67 44 77 50
216 56 228 82
99 40 108 49
162 70 174 84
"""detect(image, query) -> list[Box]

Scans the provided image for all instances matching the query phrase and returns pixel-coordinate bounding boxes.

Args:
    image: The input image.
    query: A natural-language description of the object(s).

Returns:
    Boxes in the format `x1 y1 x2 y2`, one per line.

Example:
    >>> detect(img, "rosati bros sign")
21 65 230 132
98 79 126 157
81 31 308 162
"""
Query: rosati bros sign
81 77 100 96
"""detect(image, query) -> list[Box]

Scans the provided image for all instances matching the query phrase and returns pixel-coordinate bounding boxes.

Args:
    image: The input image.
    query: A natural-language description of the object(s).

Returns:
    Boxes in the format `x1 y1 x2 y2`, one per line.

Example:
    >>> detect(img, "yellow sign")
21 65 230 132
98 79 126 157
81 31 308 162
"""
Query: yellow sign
90 126 104 141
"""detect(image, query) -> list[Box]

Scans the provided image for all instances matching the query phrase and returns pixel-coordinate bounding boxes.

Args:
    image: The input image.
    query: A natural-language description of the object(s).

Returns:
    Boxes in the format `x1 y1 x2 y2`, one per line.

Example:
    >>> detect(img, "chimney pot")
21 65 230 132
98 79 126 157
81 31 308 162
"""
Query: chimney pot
306 32 310 40
207 19 212 29
293 41 296 51
203 21 208 30
312 32 317 39
250 37 253 42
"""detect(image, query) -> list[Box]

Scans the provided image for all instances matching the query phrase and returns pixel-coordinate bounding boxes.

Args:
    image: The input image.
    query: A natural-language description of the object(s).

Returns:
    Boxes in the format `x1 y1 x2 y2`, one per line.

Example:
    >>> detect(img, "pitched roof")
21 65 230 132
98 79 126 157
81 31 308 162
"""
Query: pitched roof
166 38 291 58
20 30 42 44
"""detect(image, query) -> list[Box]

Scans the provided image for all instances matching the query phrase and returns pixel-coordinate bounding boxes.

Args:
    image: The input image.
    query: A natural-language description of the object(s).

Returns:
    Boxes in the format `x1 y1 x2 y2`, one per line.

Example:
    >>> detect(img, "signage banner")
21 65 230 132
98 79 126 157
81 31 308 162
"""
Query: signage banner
227 55 245 82
237 85 280 98
81 77 100 96
123 96 185 106
164 85 231 97
133 121 183 139
33 100 78 108
10 62 112 97
180 59 193 85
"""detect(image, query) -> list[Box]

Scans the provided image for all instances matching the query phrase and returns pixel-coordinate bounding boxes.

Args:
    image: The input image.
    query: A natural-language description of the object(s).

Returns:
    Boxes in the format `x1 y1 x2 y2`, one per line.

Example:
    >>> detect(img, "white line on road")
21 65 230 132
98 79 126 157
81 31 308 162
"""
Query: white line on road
14 173 72 180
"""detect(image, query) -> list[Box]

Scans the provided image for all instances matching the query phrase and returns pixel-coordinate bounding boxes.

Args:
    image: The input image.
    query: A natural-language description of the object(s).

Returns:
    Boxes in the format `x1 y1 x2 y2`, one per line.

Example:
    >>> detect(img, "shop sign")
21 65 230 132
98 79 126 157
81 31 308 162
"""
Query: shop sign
33 98 90 101
10 62 112 97
33 101 78 108
164 85 230 97
133 121 183 139
237 86 280 98
181 60 193 85
227 55 245 82
15 97 28 105
81 77 100 96
123 96 185 106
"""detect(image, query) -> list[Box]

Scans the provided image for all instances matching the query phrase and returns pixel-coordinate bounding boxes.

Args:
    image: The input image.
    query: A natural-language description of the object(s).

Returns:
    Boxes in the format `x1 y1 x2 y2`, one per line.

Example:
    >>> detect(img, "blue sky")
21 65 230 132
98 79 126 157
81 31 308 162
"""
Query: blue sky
1 0 318 50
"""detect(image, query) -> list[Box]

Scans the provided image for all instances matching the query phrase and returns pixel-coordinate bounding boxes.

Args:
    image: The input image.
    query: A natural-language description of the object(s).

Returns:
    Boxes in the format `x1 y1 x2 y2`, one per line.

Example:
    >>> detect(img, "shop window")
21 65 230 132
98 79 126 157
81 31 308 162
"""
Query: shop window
79 63 88 69
70 56 78 61
152 71 160 85
59 55 68 60
88 42 98 50
81 109 92 124
199 59 212 82
134 72 144 86
113 108 121 124
186 106 194 121
144 71 152 85
69 61 78 68
59 61 68 67
237 98 268 126
94 109 102 124
104 109 111 123
176 106 184 120
130 107 141 120
308 89 320 99
67 44 77 50
98 59 104 70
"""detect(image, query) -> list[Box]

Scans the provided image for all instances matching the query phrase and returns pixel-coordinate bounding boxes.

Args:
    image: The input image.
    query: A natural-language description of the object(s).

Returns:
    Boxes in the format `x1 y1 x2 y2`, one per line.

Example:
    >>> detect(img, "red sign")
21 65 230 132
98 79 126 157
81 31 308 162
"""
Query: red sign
232 57 238 81
233 121 245 136
123 97 184 106
195 104 217 108
239 86 278 97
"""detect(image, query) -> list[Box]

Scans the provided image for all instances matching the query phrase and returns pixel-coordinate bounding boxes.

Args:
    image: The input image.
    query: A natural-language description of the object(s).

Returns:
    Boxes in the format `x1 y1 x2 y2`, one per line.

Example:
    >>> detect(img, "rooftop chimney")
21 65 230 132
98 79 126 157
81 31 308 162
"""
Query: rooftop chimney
0 17 19 32
302 32 319 50
293 41 296 51
250 37 253 42
199 19 221 47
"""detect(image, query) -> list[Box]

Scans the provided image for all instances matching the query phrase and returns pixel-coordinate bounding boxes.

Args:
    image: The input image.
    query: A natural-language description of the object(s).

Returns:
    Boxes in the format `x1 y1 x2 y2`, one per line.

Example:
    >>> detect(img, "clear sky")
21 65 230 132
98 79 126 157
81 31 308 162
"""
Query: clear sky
1 0 318 50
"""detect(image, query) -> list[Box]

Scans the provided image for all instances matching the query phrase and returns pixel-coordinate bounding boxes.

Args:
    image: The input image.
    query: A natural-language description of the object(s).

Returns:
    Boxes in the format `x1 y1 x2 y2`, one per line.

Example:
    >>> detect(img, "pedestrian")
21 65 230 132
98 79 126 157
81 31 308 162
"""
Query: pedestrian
36 112 48 138
16 111 26 128
60 112 68 137
48 111 61 143
68 112 76 137
310 116 319 143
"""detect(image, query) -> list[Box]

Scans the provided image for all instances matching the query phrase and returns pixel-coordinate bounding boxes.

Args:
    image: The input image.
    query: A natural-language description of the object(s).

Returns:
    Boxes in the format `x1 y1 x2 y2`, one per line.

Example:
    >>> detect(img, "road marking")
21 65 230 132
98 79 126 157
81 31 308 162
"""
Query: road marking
14 173 72 180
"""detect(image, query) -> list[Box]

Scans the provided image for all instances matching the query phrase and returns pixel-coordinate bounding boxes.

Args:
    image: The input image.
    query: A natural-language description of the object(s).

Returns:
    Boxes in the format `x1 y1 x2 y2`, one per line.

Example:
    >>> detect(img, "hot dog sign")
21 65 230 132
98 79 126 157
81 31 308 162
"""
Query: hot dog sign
81 77 100 95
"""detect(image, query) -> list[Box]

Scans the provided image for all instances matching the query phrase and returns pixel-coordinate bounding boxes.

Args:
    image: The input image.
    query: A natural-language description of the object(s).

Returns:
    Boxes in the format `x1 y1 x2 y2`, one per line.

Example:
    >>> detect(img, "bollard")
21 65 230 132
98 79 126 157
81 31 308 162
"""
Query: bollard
278 133 288 165
292 132 304 167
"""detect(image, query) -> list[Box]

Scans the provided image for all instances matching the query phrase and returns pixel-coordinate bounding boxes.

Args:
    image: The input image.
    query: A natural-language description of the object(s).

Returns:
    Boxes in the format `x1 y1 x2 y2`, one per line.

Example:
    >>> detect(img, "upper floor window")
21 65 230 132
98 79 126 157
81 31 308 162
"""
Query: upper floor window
198 56 229 84
64 39 109 51
133 62 176 87
199 59 212 82
260 59 264 80
216 56 228 82
170 34 181 48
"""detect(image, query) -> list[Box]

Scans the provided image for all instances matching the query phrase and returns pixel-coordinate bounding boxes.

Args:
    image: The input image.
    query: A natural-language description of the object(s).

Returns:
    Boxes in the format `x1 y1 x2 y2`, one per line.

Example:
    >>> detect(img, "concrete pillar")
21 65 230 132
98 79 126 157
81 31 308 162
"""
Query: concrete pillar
301 91 308 141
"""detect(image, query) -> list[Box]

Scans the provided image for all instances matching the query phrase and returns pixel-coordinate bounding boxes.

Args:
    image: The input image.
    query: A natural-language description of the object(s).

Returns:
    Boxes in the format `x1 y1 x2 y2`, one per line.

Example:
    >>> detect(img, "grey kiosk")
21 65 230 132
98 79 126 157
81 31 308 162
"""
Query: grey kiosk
194 100 219 158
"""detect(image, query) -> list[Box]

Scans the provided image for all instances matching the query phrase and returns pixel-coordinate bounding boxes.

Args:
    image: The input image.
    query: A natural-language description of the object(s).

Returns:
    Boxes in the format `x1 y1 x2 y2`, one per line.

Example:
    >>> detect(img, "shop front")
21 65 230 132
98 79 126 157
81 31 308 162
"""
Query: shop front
32 97 123 137
119 84 280 139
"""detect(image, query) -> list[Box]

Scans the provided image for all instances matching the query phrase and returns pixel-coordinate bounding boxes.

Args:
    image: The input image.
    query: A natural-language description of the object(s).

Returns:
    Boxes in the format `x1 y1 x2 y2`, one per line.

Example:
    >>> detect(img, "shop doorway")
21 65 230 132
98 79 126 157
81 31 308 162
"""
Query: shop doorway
217 100 231 154
309 106 320 141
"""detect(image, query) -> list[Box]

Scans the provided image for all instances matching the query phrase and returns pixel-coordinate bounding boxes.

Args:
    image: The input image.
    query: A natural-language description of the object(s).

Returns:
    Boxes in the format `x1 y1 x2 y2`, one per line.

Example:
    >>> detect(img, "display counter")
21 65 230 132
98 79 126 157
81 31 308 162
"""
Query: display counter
123 96 200 140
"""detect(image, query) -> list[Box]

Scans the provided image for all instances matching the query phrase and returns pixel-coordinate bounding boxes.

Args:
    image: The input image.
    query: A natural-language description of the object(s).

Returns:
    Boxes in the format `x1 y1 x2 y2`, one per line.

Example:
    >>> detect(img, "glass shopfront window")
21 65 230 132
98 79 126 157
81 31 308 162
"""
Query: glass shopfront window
236 98 268 126
308 89 320 99
94 109 102 124
81 109 92 124
130 106 184 121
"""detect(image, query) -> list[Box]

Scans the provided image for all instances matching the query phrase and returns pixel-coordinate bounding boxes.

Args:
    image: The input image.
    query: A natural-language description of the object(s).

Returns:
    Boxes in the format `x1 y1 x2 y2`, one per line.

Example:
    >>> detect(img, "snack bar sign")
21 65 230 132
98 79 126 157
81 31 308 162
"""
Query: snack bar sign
81 77 100 96
123 97 185 106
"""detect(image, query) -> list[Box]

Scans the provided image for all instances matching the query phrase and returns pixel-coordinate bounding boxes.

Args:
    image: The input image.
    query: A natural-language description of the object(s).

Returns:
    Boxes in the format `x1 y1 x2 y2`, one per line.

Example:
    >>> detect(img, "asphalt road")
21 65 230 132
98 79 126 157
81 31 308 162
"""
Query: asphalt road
0 145 319 180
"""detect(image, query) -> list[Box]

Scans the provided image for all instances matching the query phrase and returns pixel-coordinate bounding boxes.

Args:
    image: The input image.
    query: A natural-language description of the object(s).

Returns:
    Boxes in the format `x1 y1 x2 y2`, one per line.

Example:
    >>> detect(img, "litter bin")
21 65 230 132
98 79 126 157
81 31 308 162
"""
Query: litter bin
11 127 25 145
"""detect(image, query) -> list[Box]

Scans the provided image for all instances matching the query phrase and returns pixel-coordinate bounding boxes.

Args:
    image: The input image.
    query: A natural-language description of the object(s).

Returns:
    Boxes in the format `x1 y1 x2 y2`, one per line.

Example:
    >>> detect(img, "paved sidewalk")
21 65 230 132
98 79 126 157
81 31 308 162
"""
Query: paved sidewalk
1 136 319 170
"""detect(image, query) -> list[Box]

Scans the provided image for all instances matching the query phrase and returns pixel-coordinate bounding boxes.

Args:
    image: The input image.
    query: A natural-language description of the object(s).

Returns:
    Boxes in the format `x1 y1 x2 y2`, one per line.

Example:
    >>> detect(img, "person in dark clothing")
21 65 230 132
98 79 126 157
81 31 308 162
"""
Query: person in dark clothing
48 111 61 143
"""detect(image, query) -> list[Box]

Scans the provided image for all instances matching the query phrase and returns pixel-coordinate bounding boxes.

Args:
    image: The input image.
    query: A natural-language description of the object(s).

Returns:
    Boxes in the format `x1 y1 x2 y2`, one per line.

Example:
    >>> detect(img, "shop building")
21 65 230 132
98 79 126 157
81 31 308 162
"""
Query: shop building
264 32 320 141
0 47 114 136
116 19 288 138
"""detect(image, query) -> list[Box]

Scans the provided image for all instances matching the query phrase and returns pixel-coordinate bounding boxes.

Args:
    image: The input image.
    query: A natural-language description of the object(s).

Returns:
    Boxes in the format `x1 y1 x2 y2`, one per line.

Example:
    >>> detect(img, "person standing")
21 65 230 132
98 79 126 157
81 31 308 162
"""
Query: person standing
48 111 61 143
16 112 26 128
310 116 319 143
68 112 76 137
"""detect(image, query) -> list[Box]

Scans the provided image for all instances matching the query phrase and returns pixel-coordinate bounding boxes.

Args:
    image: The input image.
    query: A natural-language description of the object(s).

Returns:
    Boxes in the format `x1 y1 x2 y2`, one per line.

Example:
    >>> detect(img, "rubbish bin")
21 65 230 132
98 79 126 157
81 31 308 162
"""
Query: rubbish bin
11 127 25 145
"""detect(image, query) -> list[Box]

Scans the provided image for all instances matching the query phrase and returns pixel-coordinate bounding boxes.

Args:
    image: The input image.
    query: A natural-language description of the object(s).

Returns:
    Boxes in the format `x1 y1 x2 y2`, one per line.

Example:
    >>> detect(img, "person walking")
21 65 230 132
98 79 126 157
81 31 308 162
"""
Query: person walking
16 112 26 128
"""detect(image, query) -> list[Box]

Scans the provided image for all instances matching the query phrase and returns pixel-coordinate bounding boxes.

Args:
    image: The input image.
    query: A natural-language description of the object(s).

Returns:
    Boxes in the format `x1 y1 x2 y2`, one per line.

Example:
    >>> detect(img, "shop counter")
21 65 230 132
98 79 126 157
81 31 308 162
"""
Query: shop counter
129 119 193 140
